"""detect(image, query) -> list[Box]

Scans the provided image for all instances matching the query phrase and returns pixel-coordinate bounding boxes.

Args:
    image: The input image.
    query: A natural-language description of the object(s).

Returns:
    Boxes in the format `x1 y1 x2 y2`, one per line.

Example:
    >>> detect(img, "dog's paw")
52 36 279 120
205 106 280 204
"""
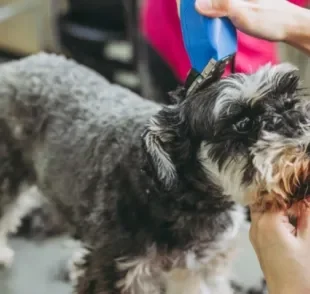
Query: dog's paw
68 247 90 286
0 246 14 268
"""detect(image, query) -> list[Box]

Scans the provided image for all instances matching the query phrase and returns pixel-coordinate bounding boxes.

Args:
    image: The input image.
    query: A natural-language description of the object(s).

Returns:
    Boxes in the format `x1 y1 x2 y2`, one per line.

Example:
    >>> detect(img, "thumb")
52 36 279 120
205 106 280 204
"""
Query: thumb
195 0 230 17
296 204 310 241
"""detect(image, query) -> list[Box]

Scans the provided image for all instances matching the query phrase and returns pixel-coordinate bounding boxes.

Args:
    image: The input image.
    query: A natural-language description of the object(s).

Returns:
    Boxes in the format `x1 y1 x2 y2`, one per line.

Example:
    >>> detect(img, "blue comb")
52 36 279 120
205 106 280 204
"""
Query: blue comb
180 0 237 95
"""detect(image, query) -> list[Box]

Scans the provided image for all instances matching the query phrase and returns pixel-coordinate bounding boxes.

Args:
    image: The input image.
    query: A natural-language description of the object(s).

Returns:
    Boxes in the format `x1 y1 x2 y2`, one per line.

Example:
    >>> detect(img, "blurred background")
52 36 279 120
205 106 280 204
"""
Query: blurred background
0 0 308 95
0 0 308 293
0 0 308 96
0 0 141 93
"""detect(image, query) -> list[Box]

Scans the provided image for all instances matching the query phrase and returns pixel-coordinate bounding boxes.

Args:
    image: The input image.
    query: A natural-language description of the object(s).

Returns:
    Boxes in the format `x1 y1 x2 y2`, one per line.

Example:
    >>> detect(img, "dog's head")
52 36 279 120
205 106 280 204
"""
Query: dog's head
142 63 310 210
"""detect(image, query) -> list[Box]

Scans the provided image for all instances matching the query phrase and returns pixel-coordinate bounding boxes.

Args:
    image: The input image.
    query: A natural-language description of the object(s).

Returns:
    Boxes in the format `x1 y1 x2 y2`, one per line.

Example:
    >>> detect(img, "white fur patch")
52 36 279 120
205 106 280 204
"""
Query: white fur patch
144 116 177 188
0 245 14 268
198 143 252 204
68 246 90 287
0 185 43 267
116 253 236 294
116 245 162 294
165 270 213 294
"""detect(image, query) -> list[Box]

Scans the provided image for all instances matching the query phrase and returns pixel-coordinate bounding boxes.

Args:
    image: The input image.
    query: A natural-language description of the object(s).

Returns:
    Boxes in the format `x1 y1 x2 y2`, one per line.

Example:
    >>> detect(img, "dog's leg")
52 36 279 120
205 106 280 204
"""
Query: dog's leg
68 245 91 288
0 201 22 268
195 247 237 294
74 248 164 294
115 255 163 294
0 225 14 268
165 269 207 294
164 268 233 294
0 186 43 268
201 275 234 294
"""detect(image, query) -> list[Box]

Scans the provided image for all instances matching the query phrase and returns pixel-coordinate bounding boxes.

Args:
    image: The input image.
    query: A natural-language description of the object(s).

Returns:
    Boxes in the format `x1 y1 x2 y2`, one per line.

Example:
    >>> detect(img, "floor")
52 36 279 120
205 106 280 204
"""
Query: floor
0 224 264 294
0 236 75 294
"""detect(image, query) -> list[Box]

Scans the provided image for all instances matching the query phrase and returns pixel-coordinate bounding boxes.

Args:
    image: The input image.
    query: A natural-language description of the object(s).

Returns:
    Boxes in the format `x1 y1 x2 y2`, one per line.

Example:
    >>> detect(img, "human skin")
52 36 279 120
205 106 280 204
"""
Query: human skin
176 0 310 56
250 206 310 294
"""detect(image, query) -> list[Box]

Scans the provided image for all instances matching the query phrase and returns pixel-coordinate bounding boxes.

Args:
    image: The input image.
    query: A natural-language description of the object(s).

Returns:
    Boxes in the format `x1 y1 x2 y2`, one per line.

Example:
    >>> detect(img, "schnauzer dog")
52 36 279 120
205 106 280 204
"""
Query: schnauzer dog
0 53 307 293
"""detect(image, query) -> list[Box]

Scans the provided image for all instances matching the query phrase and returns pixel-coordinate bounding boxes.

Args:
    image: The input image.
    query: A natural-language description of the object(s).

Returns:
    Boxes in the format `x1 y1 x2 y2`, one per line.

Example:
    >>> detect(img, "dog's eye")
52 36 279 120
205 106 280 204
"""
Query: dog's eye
233 117 253 134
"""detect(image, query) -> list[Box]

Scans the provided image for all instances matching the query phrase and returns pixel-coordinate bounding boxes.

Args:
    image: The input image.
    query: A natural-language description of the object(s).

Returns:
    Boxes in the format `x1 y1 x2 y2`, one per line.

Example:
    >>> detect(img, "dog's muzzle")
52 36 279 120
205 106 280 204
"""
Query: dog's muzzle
251 134 310 211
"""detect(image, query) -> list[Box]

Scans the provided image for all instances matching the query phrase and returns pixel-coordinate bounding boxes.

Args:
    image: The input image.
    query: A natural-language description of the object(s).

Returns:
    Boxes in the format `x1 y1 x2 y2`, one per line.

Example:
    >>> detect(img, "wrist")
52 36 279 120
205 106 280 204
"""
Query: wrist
268 280 310 294
283 3 310 49
270 289 310 294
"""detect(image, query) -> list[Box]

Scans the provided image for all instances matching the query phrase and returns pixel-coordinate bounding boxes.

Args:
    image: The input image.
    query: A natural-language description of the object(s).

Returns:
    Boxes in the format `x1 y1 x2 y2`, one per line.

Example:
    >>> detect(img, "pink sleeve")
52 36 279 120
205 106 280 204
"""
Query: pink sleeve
223 33 278 77
290 0 307 6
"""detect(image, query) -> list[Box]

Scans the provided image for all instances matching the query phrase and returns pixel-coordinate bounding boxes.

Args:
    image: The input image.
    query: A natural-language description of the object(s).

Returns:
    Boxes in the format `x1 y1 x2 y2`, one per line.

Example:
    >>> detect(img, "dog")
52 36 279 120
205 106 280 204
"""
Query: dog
16 196 70 239
0 52 307 293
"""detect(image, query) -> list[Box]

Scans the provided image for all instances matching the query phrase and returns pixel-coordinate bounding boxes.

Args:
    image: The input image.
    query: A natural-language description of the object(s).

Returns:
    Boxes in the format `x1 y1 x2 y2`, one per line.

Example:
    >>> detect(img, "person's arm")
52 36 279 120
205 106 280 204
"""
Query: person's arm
285 4 310 56
177 0 310 57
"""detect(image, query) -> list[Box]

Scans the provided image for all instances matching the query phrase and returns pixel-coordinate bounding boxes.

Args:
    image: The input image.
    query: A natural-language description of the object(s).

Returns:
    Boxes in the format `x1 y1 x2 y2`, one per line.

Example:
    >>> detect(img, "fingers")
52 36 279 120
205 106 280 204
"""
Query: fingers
296 205 310 241
250 202 310 245
250 206 288 228
249 206 294 246
195 0 230 17
178 0 226 17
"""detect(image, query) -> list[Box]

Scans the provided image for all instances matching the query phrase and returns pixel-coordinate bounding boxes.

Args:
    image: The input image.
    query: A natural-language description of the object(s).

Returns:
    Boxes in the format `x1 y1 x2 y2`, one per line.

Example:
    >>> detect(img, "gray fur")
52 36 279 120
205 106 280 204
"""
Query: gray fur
0 53 301 294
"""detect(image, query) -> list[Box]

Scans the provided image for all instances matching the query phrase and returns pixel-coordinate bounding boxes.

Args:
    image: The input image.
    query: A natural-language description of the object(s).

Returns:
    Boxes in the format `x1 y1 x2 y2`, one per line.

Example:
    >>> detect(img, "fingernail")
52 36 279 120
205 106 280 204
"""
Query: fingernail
196 0 211 11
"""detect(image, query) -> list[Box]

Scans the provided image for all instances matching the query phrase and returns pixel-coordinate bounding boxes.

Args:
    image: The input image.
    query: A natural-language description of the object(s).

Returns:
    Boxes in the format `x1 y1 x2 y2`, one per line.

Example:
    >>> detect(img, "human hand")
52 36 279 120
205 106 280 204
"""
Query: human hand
176 0 300 42
250 204 310 294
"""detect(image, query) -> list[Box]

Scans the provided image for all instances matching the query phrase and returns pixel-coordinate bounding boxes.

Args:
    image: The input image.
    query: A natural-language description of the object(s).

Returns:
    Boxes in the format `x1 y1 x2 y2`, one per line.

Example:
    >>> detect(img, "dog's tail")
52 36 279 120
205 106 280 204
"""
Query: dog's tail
231 279 267 294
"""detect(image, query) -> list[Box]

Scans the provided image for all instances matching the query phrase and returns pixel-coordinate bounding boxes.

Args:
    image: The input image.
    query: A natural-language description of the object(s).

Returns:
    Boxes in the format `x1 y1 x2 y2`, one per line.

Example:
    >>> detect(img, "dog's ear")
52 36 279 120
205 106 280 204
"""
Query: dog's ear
141 106 189 190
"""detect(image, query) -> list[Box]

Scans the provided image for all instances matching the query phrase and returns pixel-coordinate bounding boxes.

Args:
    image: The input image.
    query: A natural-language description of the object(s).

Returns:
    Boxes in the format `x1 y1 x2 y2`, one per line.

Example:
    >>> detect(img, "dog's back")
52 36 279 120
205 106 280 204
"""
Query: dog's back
0 52 160 123
0 53 161 228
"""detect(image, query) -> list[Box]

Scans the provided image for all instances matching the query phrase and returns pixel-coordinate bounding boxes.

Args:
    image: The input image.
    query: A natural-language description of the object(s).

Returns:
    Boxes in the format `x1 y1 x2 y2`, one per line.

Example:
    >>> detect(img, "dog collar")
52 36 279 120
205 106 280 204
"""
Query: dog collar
180 0 237 96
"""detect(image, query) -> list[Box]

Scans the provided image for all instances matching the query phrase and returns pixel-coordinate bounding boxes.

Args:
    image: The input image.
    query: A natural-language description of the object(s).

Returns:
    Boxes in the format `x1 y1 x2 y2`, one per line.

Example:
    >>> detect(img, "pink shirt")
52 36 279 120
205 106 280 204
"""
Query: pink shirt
140 0 307 83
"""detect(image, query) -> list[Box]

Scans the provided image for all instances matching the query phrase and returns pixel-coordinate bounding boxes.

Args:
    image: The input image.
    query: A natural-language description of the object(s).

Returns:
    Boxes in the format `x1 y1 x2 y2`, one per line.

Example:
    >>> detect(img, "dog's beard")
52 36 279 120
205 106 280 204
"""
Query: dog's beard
251 130 310 211
199 129 310 211
198 131 310 213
